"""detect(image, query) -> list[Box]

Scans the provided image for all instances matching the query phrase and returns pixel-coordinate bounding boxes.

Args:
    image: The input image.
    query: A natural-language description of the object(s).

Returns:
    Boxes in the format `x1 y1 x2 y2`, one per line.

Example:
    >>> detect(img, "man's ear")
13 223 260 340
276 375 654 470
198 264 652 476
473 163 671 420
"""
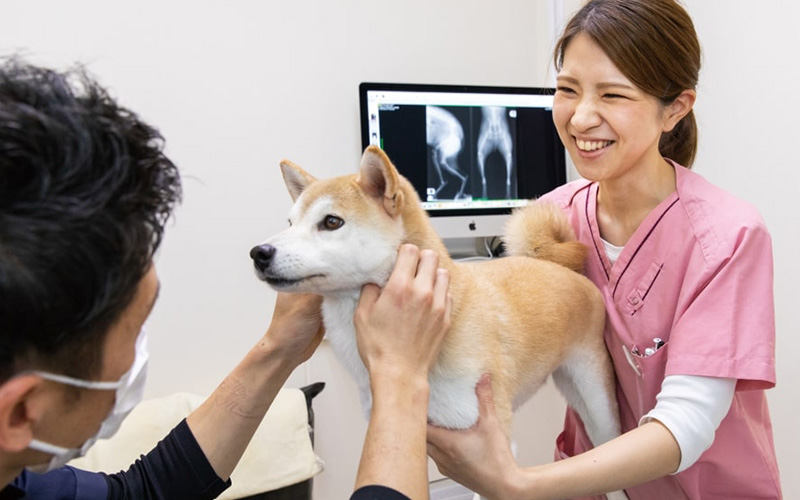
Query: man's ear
663 89 697 133
356 146 404 216
279 160 317 202
0 375 44 452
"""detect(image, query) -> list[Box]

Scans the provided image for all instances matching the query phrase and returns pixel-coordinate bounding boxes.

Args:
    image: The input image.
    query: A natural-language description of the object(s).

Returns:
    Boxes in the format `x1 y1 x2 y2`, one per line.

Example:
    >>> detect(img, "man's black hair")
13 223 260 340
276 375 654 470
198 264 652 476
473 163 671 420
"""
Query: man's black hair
0 57 181 381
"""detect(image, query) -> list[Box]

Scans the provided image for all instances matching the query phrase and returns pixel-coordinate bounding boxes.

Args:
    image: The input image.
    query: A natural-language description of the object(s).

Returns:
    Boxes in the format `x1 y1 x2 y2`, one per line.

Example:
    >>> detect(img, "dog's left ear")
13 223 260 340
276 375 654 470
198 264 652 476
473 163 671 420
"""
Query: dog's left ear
356 146 405 216
280 160 317 202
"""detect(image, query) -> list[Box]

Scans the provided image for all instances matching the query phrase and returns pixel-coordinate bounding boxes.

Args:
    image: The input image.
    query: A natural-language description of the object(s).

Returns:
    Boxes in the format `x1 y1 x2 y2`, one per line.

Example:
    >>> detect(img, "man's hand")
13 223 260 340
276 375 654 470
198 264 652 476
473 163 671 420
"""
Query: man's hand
264 292 325 367
354 244 452 379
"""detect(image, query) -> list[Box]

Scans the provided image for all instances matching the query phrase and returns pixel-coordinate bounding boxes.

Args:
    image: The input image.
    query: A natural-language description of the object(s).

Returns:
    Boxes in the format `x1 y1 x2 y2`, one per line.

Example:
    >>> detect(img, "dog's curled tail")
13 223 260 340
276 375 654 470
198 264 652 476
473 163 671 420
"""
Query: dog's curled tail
502 200 588 274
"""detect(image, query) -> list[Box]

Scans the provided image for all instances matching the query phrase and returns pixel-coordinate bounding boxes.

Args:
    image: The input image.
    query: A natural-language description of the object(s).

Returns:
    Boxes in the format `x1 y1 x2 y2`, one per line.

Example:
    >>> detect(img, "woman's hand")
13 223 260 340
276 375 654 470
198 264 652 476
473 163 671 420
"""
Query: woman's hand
427 374 523 499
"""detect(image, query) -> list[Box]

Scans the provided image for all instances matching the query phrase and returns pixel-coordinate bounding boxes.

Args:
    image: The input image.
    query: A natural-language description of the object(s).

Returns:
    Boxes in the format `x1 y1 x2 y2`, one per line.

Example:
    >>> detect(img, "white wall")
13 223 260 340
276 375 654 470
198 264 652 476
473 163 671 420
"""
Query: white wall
3 0 798 498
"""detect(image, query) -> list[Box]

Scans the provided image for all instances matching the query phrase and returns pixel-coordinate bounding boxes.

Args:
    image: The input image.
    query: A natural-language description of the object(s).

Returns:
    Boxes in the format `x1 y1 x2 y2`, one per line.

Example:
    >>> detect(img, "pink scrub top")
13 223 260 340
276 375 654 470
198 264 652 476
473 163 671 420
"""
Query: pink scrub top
540 162 781 499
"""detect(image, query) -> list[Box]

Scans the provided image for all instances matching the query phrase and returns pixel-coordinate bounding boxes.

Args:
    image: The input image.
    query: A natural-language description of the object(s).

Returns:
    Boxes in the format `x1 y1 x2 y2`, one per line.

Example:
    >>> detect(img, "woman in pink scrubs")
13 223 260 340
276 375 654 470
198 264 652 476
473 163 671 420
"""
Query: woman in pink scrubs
426 0 782 498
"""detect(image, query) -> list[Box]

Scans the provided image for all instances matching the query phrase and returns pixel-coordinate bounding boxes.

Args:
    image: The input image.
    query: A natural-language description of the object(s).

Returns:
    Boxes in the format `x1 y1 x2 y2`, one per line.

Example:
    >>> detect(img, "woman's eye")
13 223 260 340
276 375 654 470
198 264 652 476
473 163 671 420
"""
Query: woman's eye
556 86 576 95
604 93 625 99
320 215 344 230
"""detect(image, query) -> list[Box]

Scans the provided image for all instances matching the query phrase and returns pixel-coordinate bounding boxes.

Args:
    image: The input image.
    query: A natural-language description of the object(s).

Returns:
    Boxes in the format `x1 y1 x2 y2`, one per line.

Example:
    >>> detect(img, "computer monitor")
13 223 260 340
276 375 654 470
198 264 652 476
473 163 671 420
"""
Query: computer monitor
359 82 567 241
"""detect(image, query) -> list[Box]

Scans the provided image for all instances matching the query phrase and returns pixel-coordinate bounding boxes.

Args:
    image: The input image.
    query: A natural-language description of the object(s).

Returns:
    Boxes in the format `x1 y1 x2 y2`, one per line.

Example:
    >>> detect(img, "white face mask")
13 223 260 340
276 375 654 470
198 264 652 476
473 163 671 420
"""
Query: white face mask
26 328 149 473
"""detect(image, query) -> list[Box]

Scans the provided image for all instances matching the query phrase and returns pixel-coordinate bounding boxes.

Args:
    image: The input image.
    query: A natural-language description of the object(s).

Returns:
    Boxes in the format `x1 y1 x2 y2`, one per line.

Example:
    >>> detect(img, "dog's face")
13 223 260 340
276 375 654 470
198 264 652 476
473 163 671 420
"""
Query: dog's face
251 147 407 294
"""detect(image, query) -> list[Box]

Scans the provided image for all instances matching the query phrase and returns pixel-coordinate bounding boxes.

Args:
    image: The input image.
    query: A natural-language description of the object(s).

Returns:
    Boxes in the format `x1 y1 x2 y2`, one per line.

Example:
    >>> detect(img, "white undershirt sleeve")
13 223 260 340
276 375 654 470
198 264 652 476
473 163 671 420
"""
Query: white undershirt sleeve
639 375 736 473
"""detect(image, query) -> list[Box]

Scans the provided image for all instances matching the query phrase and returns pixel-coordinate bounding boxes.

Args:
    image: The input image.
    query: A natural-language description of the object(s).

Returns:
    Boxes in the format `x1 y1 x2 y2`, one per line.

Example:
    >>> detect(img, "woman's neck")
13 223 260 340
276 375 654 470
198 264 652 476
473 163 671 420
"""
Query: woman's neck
596 157 676 246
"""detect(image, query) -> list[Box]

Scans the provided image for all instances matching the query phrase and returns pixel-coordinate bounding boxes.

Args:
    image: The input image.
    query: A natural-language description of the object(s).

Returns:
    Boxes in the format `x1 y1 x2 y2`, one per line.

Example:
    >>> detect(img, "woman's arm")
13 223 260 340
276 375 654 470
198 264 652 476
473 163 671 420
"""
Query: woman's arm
427 375 680 500
517 422 679 499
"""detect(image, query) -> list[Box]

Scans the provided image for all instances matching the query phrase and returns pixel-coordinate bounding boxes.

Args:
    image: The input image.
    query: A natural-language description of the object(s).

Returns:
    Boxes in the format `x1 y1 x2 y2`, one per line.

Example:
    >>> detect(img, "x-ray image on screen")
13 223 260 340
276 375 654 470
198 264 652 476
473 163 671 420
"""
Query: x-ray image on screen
477 106 516 200
425 105 518 202
426 106 468 200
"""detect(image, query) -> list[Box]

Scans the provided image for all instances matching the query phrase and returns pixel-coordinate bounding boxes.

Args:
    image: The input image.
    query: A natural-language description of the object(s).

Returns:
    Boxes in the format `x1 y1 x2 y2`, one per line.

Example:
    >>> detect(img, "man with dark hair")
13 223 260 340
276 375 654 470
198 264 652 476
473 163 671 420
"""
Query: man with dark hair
0 58 180 387
0 57 451 499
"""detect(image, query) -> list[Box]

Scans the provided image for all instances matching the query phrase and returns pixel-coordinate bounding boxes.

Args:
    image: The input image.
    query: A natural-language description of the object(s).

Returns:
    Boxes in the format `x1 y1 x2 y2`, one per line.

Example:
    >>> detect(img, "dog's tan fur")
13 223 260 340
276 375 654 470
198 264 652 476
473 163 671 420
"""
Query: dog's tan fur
253 146 620 448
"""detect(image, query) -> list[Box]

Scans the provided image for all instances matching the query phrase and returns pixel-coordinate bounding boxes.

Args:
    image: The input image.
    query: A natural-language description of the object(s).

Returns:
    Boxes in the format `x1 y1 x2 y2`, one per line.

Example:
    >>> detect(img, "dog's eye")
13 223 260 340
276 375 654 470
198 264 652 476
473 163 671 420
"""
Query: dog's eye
320 215 344 230
287 219 292 227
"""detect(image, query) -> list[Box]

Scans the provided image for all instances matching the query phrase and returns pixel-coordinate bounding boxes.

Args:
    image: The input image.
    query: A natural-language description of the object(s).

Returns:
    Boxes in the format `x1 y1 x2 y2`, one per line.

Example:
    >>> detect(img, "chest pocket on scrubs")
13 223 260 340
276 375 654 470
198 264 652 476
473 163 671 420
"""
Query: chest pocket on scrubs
625 258 664 315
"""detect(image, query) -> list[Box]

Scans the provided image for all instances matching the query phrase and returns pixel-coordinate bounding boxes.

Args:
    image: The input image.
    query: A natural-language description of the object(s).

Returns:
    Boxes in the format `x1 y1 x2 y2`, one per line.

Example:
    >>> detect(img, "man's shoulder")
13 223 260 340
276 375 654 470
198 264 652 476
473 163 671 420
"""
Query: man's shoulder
5 467 108 500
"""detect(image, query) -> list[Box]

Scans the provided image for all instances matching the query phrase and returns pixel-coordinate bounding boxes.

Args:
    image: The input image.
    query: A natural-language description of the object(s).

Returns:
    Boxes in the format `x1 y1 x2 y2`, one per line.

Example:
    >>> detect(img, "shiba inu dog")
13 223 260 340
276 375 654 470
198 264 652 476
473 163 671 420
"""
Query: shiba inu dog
250 145 621 458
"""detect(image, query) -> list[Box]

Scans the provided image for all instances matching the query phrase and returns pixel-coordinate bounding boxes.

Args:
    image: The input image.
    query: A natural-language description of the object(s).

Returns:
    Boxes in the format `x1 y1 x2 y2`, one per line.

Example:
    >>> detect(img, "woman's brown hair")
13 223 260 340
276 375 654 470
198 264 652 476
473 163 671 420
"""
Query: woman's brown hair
553 0 701 168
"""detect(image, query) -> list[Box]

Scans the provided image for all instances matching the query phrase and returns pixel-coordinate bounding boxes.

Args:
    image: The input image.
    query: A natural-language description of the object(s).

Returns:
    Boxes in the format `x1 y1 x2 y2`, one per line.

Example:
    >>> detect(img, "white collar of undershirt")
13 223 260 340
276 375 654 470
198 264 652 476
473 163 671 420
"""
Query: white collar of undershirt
601 238 624 264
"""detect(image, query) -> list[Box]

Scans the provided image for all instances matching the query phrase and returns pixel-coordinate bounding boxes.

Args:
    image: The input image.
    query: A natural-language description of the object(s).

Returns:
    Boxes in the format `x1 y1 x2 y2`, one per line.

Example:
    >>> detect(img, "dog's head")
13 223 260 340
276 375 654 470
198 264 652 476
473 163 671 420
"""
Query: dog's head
250 146 408 294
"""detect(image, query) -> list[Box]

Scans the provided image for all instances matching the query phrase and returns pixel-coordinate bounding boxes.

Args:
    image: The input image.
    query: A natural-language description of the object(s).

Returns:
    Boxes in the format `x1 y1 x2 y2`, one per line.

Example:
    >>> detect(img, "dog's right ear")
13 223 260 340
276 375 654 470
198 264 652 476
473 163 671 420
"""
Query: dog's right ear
280 160 317 202
356 145 405 217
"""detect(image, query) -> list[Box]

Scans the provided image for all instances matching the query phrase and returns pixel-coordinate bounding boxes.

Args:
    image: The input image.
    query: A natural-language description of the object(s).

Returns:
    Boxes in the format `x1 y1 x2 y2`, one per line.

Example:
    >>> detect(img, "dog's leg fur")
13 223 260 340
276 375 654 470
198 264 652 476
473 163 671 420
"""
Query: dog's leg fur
427 373 481 430
552 354 629 500
552 346 621 447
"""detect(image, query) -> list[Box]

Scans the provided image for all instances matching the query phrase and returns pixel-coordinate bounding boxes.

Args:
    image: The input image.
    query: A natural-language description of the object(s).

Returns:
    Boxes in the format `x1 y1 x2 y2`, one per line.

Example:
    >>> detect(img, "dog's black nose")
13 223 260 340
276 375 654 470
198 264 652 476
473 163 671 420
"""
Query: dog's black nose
250 244 276 272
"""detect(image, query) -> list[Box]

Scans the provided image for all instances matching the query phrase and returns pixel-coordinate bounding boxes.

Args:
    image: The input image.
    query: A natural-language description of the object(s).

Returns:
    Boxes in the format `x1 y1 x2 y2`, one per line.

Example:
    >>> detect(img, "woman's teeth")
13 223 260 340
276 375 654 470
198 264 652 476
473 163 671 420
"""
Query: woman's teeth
576 139 613 151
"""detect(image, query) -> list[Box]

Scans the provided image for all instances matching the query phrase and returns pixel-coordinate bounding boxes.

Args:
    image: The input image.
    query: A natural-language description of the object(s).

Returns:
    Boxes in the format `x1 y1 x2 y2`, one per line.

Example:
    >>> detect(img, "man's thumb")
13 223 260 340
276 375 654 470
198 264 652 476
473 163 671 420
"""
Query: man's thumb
356 282 381 311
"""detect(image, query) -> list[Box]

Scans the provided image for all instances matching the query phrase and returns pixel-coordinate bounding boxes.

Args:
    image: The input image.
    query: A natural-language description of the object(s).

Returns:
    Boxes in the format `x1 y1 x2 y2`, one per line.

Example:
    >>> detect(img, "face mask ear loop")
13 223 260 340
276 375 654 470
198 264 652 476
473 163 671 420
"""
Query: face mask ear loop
26 371 123 391
27 438 74 456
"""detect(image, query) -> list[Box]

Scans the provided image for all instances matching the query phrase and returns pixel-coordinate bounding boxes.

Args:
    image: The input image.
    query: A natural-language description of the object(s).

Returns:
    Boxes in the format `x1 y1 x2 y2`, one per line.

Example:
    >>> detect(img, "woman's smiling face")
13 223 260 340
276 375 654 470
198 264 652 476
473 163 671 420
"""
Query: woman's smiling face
553 32 670 184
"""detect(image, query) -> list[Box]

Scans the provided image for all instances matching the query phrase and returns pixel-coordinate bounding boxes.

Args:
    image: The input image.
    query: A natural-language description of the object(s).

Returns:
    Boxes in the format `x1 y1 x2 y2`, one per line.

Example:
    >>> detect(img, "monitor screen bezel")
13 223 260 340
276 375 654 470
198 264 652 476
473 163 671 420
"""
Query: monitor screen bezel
358 82 564 219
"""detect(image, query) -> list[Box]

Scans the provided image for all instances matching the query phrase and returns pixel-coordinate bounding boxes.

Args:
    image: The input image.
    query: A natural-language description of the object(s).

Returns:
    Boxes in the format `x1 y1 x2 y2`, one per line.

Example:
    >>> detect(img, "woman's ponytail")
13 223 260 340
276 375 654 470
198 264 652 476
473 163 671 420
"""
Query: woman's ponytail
660 109 698 168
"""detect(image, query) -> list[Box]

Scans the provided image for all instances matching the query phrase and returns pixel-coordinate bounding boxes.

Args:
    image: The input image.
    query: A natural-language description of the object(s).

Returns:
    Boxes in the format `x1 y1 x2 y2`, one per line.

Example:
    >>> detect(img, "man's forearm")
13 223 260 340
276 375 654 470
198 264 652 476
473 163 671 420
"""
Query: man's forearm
356 370 431 500
185 336 299 480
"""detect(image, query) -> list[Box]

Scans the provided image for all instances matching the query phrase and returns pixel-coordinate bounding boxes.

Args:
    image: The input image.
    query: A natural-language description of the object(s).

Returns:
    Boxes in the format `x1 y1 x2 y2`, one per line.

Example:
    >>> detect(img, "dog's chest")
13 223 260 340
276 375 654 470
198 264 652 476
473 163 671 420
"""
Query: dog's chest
321 296 368 382
320 294 482 429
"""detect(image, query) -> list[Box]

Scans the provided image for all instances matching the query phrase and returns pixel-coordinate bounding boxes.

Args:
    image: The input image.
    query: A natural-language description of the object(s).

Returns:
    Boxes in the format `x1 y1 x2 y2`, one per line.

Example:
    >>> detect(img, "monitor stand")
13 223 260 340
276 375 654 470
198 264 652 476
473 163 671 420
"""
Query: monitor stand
442 236 502 260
